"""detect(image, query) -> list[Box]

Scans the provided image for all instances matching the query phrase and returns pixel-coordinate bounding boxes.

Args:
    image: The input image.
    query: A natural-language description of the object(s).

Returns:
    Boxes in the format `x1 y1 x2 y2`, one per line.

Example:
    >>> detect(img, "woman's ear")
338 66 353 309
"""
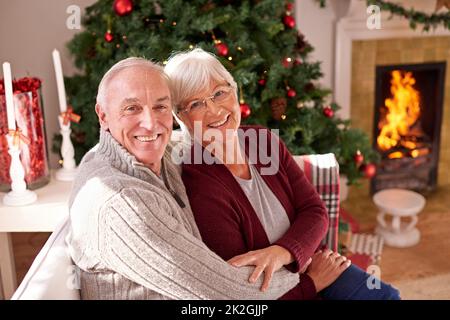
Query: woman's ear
95 104 109 130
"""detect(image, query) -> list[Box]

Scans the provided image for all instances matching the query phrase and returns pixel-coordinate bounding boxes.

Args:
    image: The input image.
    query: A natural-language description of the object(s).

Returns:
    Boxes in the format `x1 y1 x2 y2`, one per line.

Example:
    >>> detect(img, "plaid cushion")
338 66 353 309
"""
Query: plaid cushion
293 154 340 252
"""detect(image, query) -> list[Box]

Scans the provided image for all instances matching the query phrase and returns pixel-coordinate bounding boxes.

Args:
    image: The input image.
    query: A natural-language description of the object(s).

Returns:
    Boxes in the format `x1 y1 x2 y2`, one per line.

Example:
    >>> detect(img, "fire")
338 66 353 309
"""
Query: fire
377 70 421 152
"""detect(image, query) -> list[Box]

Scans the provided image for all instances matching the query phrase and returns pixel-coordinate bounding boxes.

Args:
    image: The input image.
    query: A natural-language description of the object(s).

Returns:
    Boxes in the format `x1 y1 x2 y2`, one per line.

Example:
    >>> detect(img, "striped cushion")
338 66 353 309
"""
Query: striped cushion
293 153 340 252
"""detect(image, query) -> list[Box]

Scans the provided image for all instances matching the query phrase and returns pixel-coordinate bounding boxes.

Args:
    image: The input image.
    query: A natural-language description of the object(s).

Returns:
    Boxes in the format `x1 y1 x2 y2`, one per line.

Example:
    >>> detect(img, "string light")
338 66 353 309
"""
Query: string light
189 44 194 49
172 21 177 26
281 114 287 120
228 56 233 61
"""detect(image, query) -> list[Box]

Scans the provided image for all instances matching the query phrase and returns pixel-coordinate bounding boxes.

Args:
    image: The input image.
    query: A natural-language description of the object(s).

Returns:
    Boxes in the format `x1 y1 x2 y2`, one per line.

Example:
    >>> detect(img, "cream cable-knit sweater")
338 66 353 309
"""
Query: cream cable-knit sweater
66 129 299 299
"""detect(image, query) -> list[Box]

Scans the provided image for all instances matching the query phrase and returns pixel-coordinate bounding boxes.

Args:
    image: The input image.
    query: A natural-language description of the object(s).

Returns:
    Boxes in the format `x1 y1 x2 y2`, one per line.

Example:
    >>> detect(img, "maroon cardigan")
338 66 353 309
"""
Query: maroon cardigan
181 125 329 300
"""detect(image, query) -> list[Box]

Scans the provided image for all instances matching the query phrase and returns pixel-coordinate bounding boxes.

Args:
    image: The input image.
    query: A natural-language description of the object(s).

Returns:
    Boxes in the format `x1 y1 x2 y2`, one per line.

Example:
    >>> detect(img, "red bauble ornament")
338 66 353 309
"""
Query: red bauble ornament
282 57 293 68
286 2 294 11
283 15 295 29
258 79 266 86
240 103 251 119
113 0 133 16
287 88 296 98
354 150 364 166
215 42 229 56
361 163 377 179
104 31 114 43
323 106 334 118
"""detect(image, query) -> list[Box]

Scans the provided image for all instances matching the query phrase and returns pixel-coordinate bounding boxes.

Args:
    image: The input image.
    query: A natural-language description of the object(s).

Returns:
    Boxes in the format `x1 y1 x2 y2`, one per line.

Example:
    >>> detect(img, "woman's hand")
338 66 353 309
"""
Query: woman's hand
306 249 351 292
228 245 294 291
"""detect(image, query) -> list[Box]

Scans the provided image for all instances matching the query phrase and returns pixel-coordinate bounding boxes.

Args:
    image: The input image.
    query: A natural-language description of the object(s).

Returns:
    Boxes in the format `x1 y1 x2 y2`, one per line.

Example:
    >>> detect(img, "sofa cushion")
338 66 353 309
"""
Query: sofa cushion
11 217 80 300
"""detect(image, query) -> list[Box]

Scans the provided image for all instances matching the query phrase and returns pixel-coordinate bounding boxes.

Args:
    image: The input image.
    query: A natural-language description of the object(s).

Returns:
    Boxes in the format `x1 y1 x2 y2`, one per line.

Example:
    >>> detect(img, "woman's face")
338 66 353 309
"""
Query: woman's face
178 80 241 147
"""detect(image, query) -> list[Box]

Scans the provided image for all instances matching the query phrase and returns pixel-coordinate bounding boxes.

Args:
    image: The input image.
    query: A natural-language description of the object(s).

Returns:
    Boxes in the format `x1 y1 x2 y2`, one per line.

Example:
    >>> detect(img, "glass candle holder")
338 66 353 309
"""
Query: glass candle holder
0 86 50 191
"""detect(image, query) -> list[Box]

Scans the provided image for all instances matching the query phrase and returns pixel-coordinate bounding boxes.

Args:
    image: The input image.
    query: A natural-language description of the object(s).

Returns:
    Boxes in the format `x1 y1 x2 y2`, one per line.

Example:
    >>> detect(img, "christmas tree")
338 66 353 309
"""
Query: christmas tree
58 0 378 184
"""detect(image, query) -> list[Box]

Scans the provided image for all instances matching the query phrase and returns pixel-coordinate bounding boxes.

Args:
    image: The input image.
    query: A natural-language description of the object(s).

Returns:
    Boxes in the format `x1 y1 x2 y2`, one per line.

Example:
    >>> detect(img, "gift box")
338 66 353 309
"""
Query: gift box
0 77 50 191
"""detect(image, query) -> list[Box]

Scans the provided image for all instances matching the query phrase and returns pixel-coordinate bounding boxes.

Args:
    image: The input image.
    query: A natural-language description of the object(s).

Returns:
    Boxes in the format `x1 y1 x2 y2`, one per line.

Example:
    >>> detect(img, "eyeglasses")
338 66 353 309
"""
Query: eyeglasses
177 83 233 116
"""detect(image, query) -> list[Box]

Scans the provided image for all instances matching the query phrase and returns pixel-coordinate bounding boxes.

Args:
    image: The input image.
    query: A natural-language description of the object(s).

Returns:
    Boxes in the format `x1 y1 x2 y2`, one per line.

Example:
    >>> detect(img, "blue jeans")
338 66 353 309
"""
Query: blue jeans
320 264 401 300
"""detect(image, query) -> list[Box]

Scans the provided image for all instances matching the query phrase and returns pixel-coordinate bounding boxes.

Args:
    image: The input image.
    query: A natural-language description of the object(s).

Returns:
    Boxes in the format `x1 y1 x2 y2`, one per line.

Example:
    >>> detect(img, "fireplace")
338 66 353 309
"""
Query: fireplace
371 62 446 194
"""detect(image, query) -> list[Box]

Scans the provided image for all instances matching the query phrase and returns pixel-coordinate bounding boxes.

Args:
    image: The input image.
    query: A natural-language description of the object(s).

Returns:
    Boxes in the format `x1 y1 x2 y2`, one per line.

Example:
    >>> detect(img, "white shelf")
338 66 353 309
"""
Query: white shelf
0 171 72 232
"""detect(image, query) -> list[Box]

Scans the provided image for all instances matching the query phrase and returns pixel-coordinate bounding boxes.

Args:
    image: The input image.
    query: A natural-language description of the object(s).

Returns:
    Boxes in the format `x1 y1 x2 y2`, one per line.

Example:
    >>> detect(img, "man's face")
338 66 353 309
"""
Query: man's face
96 67 173 174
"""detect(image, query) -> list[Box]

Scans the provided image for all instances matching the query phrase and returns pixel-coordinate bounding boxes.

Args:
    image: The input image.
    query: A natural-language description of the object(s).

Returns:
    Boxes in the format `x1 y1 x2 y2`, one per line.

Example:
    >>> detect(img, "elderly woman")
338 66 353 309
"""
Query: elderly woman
165 48 401 300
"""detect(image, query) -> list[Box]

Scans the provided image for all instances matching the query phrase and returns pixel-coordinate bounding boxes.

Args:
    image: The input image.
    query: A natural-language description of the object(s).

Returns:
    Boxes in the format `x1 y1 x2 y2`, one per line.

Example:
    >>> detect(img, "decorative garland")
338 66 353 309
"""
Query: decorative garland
316 0 450 31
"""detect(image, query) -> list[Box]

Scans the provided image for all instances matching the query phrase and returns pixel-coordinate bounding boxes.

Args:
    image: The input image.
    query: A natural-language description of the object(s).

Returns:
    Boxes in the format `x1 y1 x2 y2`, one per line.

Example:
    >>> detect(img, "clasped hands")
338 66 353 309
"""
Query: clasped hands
228 245 351 293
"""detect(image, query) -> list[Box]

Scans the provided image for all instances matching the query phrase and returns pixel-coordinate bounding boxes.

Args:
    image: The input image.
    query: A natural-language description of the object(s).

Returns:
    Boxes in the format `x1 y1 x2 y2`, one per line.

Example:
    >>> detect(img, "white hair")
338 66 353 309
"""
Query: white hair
164 48 237 113
96 57 169 109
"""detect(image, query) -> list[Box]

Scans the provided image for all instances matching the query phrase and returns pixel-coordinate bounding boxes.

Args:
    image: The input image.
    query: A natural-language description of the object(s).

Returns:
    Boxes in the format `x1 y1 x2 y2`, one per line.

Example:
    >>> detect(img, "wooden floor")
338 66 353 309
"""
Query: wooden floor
11 181 450 298
343 181 450 297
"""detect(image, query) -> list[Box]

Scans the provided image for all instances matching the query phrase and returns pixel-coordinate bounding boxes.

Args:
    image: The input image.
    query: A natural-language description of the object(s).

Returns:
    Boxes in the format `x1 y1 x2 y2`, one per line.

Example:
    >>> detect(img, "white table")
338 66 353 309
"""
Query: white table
0 172 71 299
373 188 426 248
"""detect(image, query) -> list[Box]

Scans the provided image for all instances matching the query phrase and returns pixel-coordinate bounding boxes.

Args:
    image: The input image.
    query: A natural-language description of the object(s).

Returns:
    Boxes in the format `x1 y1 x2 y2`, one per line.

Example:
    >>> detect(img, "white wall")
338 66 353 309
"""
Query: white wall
296 0 340 91
0 0 96 168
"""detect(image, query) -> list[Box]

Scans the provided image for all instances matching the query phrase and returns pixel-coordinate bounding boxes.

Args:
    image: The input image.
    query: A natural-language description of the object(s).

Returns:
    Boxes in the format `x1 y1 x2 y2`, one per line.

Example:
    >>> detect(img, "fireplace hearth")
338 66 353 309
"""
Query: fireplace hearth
371 62 446 194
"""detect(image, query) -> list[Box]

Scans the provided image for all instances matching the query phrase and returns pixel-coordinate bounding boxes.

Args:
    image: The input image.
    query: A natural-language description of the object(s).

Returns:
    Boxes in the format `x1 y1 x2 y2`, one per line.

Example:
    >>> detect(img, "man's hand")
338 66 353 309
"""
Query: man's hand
228 245 294 291
306 249 351 292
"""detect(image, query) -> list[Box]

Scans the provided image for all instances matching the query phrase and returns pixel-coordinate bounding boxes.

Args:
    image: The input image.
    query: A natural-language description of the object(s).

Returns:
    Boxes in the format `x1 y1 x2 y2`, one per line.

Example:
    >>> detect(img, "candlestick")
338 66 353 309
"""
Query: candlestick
2 62 16 131
52 49 67 113
2 64 37 206
55 115 77 181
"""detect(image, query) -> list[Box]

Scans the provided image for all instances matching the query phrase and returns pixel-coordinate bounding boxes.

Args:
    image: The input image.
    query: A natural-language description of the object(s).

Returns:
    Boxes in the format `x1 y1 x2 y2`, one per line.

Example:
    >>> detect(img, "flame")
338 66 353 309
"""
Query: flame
377 70 421 152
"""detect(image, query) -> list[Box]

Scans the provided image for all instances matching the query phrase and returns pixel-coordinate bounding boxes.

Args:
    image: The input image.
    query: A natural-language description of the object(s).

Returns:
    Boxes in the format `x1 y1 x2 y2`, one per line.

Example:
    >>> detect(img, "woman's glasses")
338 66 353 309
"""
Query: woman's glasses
178 83 233 116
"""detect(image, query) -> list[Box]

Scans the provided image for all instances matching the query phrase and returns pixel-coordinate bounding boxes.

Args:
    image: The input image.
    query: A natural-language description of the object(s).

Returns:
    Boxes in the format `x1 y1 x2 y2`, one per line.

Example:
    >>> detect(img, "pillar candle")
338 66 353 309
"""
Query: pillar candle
2 62 16 131
52 49 67 113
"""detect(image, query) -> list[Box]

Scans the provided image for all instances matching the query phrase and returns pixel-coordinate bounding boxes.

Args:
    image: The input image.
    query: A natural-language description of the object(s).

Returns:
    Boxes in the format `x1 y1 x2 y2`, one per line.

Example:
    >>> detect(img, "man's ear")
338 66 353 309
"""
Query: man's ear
95 104 108 130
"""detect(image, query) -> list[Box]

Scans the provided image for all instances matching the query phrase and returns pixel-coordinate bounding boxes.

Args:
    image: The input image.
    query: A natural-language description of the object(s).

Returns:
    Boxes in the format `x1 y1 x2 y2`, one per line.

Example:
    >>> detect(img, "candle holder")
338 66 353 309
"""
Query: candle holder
55 115 77 181
3 134 37 206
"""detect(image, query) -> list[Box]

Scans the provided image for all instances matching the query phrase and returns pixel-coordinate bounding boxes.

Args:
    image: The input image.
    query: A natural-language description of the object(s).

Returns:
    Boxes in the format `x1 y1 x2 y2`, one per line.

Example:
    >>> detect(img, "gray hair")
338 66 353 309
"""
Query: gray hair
96 57 169 109
164 48 237 113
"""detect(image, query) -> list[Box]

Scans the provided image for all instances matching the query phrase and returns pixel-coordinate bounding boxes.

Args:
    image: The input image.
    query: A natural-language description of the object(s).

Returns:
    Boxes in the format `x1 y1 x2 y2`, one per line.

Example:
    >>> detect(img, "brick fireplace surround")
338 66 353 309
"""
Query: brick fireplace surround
334 0 450 191
351 36 450 188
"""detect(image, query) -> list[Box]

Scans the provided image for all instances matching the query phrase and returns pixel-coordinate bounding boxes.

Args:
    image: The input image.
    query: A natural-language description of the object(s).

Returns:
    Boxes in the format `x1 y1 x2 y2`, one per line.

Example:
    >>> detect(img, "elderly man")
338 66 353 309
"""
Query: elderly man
66 57 300 299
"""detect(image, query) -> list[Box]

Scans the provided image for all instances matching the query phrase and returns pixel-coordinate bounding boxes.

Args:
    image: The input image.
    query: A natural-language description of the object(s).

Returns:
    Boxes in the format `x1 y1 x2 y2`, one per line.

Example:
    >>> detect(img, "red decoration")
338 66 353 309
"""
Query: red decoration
354 150 364 166
282 57 293 68
361 163 377 179
240 103 251 119
61 106 81 125
104 31 114 43
323 106 334 118
113 0 133 16
294 57 302 66
0 77 50 191
258 79 266 86
283 15 295 29
287 88 296 98
286 2 294 11
215 42 229 56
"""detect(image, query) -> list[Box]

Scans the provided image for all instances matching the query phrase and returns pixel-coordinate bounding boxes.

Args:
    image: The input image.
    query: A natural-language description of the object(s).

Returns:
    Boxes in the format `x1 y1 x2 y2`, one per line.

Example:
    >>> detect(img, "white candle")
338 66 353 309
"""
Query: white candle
2 62 16 131
52 49 67 113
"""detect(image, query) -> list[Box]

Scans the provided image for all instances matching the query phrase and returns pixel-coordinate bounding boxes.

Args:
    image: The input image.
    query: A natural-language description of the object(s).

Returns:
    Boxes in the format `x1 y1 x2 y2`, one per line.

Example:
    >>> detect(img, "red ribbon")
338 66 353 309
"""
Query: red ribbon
61 106 81 125
7 129 31 147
